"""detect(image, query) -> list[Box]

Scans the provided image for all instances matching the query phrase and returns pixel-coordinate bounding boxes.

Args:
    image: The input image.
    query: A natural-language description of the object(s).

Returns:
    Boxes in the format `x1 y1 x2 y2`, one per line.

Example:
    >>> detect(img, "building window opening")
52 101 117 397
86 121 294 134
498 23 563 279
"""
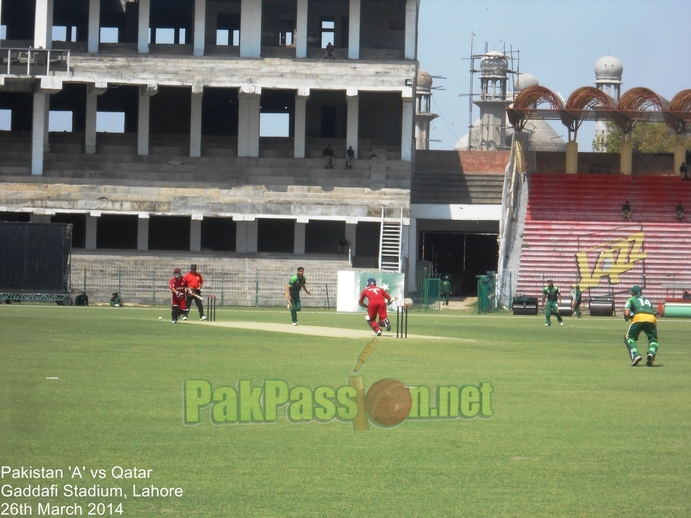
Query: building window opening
321 18 334 48
49 111 73 132
0 109 11 131
279 19 295 46
155 28 175 44
216 28 240 46
97 112 125 133
260 113 290 137
217 14 241 46
100 27 119 43
52 26 77 42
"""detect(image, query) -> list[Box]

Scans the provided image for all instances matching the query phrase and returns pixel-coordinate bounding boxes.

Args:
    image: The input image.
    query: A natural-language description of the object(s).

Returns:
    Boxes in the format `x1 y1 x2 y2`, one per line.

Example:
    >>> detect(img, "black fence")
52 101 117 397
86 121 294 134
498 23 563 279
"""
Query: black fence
0 222 72 294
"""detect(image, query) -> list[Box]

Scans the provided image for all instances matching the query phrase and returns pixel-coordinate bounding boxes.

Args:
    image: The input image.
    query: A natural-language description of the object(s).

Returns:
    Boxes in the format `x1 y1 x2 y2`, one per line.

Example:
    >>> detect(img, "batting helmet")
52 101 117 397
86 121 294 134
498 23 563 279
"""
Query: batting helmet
367 278 376 286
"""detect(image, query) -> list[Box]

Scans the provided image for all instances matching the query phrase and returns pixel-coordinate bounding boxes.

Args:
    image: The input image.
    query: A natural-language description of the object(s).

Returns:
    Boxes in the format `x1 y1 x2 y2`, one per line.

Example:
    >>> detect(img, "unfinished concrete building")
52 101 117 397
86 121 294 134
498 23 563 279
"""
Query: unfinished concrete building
0 0 419 289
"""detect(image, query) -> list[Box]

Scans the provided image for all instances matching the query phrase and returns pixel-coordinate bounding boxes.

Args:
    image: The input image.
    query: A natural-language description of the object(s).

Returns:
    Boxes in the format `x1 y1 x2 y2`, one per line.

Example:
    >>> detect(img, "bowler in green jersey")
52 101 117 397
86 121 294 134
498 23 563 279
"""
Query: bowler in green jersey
286 266 311 326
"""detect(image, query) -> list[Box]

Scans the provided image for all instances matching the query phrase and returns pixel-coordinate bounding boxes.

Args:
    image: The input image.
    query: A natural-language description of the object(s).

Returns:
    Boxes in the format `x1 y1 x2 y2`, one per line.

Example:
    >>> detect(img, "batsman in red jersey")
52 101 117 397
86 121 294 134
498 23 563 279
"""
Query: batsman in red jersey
169 267 189 323
358 278 392 336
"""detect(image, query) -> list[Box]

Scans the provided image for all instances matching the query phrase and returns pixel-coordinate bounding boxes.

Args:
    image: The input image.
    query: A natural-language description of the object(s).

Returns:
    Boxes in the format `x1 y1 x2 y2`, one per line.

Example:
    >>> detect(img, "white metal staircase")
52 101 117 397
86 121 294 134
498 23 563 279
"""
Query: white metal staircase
378 208 403 272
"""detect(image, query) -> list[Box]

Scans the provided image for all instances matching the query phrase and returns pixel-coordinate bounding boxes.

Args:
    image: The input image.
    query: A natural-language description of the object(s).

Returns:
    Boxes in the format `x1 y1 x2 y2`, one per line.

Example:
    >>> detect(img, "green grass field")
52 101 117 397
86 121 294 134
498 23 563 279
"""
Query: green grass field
1 304 690 517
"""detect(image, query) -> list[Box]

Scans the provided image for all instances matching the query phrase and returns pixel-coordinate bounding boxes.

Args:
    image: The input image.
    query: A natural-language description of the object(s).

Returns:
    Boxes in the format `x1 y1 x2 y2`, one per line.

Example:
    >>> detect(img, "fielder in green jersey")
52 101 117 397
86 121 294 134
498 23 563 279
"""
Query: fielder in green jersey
571 284 582 318
286 266 311 325
624 285 659 366
542 279 563 326
440 277 452 306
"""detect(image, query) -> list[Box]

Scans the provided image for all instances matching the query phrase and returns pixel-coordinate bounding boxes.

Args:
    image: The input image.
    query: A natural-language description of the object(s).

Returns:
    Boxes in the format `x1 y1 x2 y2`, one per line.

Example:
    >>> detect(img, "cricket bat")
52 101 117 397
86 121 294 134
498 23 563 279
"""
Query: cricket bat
188 291 204 302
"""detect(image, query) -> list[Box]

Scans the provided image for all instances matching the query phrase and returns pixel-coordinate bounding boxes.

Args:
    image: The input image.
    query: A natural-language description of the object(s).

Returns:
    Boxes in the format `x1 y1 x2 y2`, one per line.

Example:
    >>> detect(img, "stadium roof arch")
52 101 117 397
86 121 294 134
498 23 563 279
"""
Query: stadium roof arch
561 87 617 141
666 89 691 133
506 86 564 132
507 84 691 141
613 87 668 133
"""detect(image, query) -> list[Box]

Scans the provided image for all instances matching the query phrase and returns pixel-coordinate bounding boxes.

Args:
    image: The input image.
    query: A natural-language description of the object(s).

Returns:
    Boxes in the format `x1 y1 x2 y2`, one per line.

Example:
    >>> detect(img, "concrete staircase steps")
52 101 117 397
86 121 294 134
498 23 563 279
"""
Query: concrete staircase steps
42 169 242 185
96 145 138 155
150 146 190 156
0 156 31 165
0 165 30 175
0 148 32 157
49 143 84 154
411 172 504 204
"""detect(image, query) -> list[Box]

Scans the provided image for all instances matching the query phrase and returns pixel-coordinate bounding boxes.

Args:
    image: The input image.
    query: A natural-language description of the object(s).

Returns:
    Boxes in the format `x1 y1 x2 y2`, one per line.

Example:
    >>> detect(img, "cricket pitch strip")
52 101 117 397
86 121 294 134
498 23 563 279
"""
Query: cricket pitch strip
193 320 472 341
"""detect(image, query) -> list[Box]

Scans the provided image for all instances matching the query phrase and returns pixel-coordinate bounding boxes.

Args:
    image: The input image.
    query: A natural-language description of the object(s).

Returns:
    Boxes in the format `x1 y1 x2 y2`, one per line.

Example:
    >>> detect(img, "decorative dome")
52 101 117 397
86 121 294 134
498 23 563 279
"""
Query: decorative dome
480 51 508 76
416 69 433 91
595 56 623 82
513 72 539 92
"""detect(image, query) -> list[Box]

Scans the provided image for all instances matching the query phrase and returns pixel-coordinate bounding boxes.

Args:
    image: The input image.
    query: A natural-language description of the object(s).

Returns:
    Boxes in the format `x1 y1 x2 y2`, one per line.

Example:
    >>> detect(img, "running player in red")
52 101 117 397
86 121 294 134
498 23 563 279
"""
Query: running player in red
358 278 392 336
169 267 189 323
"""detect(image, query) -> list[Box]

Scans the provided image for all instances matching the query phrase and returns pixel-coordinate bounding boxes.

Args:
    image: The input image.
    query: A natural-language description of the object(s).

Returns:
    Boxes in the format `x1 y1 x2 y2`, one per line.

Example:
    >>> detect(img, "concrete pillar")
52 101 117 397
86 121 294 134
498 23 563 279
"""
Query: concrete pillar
236 219 258 253
138 84 157 155
237 86 261 157
85 215 98 250
138 0 150 53
236 221 248 252
407 216 417 292
193 0 206 56
346 89 359 157
137 96 150 155
43 96 50 152
34 0 53 49
85 83 107 154
620 138 633 176
190 85 203 158
87 0 100 53
47 0 54 48
348 0 361 60
345 222 356 256
565 141 578 174
85 92 98 154
400 219 409 278
137 215 149 251
674 137 686 177
240 0 261 58
400 92 414 162
294 221 306 254
31 93 48 175
190 217 202 252
404 0 418 60
294 88 308 158
296 0 308 58
247 220 258 252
